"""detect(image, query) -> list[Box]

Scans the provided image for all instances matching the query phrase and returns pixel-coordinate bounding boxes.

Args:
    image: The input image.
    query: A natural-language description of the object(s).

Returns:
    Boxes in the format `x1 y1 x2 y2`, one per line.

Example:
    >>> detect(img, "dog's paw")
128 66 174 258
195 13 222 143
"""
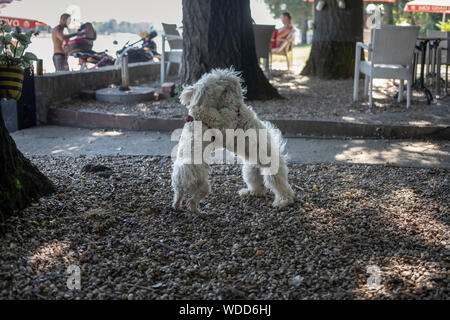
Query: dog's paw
239 188 265 198
239 188 252 197
172 198 183 211
272 197 295 208
187 200 201 214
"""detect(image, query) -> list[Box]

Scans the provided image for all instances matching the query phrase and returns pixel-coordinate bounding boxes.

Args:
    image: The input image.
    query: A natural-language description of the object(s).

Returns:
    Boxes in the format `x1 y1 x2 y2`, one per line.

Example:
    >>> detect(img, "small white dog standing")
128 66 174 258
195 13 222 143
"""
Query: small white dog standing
171 68 295 213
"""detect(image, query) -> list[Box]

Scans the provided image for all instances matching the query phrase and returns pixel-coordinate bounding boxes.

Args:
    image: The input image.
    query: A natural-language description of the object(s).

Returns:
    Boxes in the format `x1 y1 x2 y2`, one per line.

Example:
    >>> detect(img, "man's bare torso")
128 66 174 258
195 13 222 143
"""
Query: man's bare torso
52 25 65 55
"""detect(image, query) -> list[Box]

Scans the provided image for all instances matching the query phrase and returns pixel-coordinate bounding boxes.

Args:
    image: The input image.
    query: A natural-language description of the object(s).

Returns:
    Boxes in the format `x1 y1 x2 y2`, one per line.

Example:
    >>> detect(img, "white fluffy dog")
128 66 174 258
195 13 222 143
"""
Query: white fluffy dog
171 68 295 213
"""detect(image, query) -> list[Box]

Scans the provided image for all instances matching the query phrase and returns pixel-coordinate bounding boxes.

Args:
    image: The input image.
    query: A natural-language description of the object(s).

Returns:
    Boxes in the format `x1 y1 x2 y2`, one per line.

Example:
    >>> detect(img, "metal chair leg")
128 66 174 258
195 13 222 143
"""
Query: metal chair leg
407 80 412 109
285 52 290 71
264 58 271 79
369 76 374 109
446 64 448 95
178 63 182 78
437 48 442 97
398 80 404 102
364 75 369 97
269 52 273 74
426 42 432 86
289 50 294 70
353 65 360 101
353 45 362 102
166 61 172 79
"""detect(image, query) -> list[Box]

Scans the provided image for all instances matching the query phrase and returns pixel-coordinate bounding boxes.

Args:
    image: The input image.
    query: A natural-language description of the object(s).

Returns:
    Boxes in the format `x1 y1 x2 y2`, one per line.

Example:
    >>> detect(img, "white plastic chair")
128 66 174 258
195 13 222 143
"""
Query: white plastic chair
353 26 420 109
161 23 183 84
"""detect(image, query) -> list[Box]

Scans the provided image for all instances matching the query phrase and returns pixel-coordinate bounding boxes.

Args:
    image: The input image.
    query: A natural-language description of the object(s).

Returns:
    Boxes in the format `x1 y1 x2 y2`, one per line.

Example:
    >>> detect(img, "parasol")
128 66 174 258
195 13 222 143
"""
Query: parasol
0 16 47 29
405 0 450 21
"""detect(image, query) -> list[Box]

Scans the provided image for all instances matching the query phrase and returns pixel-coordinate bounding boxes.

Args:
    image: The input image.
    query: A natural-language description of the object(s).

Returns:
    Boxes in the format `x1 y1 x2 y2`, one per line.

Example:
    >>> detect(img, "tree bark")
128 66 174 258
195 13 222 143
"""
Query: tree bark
182 0 281 100
0 107 54 222
300 19 308 46
386 3 394 25
301 0 363 78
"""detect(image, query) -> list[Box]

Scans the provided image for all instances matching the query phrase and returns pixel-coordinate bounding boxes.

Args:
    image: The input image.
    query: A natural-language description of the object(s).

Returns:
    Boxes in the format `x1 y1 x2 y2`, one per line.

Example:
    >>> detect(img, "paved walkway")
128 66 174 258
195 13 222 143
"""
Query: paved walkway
11 126 450 169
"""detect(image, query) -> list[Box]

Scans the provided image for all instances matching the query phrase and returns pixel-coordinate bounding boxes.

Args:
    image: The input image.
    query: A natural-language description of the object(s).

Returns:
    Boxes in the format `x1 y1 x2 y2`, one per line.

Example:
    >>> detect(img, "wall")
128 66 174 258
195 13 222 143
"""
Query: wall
34 61 177 123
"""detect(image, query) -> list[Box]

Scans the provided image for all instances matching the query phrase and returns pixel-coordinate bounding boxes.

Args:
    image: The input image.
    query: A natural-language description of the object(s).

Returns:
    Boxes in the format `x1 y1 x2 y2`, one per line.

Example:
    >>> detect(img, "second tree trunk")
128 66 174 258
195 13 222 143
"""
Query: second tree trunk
182 0 281 100
302 0 363 78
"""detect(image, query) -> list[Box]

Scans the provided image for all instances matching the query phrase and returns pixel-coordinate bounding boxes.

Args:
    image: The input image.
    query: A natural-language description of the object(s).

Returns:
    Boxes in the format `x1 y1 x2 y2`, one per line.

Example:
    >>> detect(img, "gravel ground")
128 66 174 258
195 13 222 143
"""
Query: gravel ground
1 156 448 300
56 71 450 126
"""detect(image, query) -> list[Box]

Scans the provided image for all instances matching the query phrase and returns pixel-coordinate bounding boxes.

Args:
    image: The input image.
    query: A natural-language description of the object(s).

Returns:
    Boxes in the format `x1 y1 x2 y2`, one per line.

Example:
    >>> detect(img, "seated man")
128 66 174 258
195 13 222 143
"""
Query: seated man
271 12 293 50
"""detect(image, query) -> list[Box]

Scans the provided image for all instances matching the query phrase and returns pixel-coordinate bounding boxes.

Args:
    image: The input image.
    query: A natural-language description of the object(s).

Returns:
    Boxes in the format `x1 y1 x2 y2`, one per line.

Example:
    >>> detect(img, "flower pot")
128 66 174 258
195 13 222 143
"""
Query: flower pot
0 68 36 133
0 65 24 100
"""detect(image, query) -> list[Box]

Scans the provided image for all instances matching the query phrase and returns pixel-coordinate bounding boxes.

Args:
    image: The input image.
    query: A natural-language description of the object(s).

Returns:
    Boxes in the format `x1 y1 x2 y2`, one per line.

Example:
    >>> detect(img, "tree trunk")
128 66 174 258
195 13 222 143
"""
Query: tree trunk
182 0 281 100
0 107 54 222
386 3 394 25
301 0 363 78
300 19 308 46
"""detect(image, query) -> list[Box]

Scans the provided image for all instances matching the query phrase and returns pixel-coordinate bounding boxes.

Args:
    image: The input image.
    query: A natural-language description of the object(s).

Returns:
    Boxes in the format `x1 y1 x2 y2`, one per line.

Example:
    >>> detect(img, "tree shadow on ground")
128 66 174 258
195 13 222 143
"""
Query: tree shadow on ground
250 70 450 127
0 157 447 300
292 138 450 169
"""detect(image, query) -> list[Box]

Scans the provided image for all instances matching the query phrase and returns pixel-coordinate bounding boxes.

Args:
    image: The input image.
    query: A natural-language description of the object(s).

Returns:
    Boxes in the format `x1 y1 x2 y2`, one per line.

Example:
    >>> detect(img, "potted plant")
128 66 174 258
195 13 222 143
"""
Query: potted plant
0 24 38 100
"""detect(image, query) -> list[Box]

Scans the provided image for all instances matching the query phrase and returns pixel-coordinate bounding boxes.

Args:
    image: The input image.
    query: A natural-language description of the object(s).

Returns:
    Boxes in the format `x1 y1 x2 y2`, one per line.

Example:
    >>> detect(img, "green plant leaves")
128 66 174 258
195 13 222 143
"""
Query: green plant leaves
0 24 37 67
14 44 25 57
2 34 12 44
23 52 37 61
1 24 12 33
12 32 29 45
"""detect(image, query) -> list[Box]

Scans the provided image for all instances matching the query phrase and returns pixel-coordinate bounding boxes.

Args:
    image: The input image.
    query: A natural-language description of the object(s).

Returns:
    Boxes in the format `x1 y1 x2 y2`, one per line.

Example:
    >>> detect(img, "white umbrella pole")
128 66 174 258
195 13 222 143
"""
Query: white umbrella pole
443 13 446 22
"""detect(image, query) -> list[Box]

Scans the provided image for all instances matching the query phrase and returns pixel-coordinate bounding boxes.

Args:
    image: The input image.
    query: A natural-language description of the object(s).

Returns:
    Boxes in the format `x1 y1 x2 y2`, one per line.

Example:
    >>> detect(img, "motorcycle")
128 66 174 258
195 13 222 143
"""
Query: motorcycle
65 27 161 70
72 50 115 70
114 29 161 66
62 23 113 70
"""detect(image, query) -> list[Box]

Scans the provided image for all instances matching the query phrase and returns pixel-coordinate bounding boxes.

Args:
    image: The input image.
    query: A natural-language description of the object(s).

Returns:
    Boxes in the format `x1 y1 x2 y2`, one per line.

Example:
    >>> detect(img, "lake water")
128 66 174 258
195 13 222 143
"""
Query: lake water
29 33 161 73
